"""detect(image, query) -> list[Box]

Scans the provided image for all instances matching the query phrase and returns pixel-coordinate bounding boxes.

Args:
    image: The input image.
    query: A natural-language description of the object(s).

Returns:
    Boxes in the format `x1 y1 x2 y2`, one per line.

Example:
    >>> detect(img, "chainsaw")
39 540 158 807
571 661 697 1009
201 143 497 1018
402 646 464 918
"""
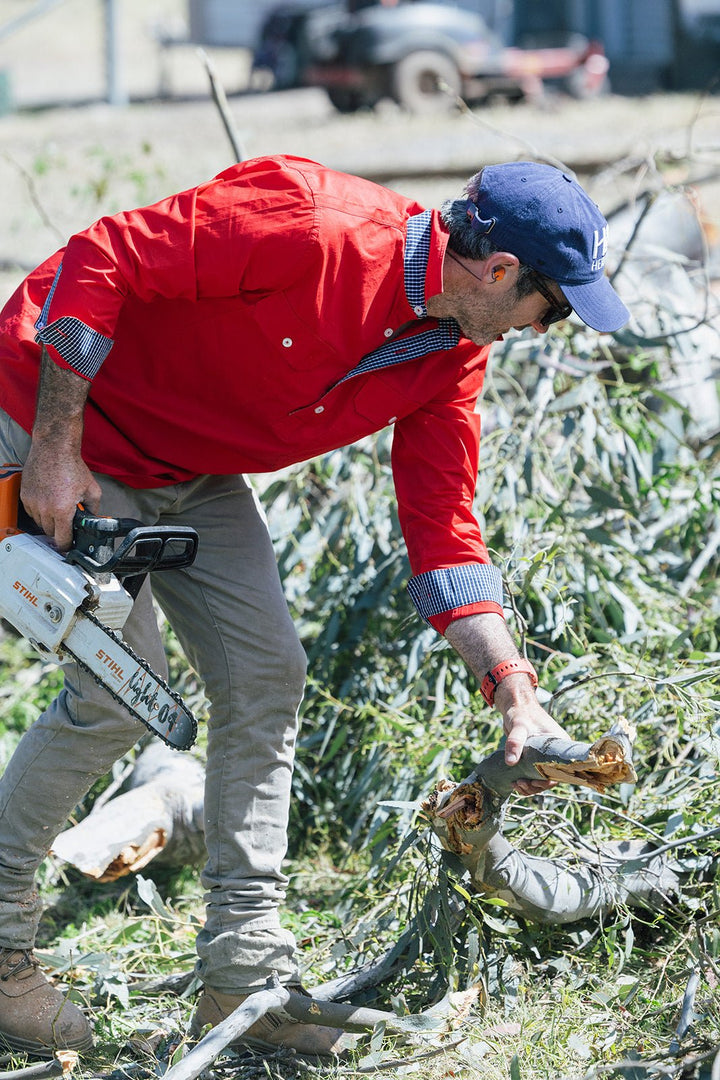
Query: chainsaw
0 469 198 751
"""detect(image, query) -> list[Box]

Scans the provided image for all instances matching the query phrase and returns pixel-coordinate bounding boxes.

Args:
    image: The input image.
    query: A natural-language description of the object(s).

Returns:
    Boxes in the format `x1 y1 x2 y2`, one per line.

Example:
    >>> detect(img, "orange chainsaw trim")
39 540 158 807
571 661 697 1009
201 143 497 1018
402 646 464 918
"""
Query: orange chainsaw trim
0 468 22 538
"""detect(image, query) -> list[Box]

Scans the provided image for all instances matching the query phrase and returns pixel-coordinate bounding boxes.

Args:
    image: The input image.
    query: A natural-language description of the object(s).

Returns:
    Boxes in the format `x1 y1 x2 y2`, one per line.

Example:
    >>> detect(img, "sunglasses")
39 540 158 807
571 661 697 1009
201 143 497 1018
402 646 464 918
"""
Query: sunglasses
527 270 573 327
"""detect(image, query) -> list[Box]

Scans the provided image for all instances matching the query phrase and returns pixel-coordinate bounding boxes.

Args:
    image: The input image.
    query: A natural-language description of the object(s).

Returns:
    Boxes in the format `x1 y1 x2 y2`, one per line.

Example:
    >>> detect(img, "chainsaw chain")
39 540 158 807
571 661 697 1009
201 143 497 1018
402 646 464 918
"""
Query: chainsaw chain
63 609 198 751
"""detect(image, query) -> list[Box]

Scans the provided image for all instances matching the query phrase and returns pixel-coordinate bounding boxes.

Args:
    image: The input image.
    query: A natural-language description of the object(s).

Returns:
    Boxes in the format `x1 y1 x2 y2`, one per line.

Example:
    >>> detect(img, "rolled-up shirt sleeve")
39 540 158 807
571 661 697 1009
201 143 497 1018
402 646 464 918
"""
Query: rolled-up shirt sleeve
33 188 200 379
392 359 504 634
34 264 114 379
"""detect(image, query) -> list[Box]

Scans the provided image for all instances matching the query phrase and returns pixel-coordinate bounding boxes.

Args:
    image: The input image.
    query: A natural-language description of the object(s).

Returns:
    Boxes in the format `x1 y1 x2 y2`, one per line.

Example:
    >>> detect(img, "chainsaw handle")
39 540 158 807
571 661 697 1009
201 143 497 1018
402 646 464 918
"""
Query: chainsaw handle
67 507 198 578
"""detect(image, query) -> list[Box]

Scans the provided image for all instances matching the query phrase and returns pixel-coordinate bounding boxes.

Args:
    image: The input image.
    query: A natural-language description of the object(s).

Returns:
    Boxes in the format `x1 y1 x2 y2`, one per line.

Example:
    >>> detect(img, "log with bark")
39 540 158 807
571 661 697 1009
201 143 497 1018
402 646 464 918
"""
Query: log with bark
423 719 683 922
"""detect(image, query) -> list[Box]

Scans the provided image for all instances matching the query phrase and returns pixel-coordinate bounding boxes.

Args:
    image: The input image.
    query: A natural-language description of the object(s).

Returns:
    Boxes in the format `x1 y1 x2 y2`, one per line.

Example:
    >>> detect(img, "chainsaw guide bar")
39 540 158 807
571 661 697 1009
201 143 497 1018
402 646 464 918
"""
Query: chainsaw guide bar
63 609 197 751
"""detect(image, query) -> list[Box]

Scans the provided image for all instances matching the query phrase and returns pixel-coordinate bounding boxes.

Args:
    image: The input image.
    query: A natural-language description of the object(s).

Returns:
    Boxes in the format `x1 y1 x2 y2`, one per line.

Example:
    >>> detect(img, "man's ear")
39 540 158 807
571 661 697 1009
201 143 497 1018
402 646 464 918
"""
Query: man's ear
489 252 520 284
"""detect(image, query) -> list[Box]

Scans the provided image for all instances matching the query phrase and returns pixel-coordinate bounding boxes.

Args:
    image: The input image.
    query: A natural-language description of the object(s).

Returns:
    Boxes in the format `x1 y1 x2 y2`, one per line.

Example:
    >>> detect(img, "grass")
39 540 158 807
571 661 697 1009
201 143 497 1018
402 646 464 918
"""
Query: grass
3 837 716 1079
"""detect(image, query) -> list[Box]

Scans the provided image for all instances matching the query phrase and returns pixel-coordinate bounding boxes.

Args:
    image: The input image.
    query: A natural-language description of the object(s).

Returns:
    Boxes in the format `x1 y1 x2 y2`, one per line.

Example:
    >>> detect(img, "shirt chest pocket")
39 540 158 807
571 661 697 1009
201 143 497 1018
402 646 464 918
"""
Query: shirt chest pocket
350 375 419 429
251 292 339 370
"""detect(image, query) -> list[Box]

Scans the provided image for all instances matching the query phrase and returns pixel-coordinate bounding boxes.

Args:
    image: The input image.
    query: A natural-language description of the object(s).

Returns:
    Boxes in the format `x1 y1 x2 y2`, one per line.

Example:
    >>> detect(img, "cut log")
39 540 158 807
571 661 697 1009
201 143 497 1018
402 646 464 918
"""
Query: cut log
423 720 682 922
51 743 205 881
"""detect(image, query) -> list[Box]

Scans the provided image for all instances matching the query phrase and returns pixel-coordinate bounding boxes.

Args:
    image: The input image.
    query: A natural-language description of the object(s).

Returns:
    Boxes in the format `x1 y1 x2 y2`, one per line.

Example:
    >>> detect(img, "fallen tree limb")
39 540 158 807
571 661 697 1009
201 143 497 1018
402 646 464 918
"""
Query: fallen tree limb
0 1052 77 1080
0 1062 62 1080
51 743 205 881
455 833 682 923
133 891 466 1005
164 975 481 1080
469 720 637 798
423 720 684 923
283 984 479 1035
164 981 291 1080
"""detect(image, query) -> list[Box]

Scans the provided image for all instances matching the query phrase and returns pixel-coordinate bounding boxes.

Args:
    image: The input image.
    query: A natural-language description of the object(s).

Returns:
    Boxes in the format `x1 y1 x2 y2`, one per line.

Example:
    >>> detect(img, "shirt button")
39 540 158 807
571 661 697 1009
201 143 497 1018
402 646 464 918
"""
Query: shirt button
282 337 293 348
384 328 393 338
314 405 324 414
413 305 424 316
388 416 397 424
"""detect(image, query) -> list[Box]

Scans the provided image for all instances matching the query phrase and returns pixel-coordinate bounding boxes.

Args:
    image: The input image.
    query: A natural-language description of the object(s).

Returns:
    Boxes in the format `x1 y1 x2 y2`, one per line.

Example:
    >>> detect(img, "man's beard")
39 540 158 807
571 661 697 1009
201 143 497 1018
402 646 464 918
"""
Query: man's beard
454 293 508 345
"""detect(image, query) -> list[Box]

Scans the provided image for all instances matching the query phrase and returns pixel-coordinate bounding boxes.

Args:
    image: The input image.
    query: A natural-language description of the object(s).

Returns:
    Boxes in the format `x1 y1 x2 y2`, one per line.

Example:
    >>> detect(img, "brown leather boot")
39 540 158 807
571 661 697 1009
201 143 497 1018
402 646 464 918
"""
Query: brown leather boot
190 986 354 1060
0 948 93 1058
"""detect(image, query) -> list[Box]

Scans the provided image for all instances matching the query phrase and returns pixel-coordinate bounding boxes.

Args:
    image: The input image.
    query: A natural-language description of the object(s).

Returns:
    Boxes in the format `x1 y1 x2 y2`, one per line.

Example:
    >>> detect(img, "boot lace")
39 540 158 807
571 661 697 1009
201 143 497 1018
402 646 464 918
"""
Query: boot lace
0 949 38 980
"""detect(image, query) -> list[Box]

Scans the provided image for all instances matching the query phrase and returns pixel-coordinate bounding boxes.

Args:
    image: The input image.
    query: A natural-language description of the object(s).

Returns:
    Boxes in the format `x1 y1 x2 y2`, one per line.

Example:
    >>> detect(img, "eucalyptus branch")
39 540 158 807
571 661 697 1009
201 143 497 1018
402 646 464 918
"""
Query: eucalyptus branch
163 981 291 1080
610 190 657 285
624 824 720 862
679 514 720 596
163 971 479 1080
672 968 702 1044
351 1036 468 1073
449 89 569 172
0 1062 63 1080
422 722 700 923
196 49 245 164
502 575 529 653
573 1043 719 1079
2 152 65 245
550 664 720 706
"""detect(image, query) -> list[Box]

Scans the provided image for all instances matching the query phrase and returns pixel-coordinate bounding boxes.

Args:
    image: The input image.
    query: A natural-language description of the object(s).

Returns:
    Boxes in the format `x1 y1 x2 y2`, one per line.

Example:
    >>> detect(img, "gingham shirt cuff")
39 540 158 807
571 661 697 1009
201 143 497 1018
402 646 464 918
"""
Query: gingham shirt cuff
33 263 113 380
407 563 504 622
34 317 113 380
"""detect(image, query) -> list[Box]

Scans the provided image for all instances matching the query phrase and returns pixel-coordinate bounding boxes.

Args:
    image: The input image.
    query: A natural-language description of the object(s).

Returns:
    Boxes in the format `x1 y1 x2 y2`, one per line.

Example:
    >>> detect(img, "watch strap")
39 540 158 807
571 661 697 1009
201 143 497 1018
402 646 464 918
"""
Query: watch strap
481 658 538 707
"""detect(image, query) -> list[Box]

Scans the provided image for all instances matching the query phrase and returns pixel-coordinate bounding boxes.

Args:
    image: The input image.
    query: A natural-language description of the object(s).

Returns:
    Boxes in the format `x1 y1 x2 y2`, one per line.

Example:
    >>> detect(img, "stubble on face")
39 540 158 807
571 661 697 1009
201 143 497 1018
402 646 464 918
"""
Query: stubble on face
450 283 514 346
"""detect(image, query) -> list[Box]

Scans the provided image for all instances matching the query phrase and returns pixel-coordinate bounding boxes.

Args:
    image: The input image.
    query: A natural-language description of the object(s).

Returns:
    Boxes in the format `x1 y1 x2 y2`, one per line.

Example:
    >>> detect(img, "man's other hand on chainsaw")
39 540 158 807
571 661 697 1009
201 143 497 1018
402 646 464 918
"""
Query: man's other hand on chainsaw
21 444 101 551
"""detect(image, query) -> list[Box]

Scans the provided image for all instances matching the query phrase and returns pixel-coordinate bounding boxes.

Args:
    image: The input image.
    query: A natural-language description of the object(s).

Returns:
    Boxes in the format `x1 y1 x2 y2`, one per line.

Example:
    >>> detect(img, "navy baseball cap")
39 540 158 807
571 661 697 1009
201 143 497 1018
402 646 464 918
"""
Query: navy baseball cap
465 161 629 332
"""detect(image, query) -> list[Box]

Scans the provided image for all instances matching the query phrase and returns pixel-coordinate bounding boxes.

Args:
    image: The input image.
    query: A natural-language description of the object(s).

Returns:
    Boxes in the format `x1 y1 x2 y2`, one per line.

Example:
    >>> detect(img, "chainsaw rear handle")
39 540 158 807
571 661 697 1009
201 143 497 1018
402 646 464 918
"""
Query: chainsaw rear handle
66 506 198 578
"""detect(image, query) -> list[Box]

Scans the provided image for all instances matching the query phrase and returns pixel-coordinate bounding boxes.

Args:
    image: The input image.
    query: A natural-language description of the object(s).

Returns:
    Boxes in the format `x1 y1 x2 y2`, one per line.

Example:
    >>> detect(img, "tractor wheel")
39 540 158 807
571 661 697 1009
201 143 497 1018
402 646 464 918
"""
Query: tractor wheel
391 50 461 113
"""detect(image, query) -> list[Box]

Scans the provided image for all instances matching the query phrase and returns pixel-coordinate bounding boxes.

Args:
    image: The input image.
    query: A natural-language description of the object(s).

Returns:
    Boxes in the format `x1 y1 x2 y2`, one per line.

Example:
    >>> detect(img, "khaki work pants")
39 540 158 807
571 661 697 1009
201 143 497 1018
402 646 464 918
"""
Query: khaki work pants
0 409 306 991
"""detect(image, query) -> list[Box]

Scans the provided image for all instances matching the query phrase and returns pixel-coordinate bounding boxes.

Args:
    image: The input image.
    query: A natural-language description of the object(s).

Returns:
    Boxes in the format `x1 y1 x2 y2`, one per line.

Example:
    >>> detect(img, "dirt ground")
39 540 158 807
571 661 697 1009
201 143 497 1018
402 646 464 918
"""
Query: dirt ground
0 0 719 307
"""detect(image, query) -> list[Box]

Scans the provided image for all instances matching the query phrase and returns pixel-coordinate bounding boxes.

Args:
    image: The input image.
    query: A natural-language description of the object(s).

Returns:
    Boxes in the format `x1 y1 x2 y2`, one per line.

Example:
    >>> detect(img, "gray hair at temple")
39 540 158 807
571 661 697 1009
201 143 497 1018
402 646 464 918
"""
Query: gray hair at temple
441 170 544 298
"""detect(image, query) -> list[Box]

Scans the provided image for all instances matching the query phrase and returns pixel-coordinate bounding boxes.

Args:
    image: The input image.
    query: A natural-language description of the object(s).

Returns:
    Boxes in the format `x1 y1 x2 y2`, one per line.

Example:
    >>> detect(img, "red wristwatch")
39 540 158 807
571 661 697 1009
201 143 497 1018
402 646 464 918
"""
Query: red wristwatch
480 658 538 707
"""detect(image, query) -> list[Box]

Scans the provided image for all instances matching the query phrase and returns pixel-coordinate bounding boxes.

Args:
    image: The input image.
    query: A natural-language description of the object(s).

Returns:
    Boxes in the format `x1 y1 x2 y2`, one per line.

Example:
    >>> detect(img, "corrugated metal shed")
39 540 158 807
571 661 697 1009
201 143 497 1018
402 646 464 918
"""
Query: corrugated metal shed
188 0 273 48
513 0 678 90
595 0 674 64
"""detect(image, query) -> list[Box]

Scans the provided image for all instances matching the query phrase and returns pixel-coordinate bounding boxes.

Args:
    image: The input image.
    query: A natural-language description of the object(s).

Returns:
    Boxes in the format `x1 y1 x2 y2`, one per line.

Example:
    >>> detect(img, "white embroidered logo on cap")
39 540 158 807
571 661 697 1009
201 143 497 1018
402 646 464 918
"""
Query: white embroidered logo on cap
591 225 609 271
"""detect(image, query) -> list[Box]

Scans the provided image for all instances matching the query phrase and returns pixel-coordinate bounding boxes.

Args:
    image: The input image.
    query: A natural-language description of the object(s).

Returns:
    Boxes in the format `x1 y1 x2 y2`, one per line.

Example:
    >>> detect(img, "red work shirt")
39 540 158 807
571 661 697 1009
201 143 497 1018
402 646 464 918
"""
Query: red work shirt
0 155 504 631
